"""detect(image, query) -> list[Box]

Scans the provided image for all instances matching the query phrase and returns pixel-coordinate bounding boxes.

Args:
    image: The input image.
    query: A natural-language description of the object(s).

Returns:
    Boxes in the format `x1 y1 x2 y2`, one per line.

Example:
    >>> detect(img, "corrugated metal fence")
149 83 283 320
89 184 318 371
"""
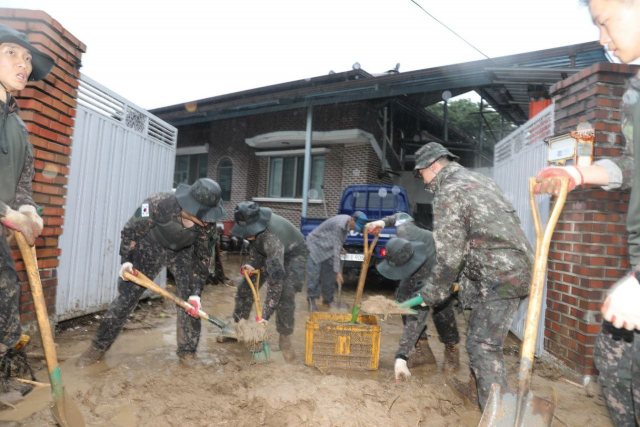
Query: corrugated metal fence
493 104 554 356
56 74 177 321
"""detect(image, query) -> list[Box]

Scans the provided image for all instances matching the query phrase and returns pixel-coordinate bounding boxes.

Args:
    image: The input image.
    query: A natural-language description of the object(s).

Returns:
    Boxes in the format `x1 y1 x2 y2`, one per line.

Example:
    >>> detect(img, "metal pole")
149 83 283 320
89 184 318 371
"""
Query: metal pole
302 104 313 218
443 100 449 142
477 99 484 168
381 106 387 172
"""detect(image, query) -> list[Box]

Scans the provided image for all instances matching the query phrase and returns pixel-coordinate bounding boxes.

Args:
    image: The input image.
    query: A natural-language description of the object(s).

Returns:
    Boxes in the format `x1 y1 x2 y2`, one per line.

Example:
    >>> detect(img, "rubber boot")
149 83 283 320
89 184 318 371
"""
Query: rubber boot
407 339 437 370
447 375 479 409
322 301 332 310
307 297 318 313
178 351 201 368
76 345 106 367
279 334 295 362
444 343 460 373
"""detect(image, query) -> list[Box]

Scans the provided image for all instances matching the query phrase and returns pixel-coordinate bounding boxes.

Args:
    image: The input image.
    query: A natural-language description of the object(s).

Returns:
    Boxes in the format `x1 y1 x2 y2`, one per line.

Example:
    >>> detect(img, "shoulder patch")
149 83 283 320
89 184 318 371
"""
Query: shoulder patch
141 203 150 217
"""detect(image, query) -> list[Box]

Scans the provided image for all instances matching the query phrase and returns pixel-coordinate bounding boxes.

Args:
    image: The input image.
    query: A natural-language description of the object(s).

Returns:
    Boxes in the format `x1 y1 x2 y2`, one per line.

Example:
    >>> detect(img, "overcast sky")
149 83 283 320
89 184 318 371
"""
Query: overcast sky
3 0 601 110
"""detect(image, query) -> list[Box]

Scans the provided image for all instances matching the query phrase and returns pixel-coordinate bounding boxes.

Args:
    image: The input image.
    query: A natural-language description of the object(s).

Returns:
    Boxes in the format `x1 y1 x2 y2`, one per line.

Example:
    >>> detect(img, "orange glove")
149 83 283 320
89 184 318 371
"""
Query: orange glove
534 166 583 195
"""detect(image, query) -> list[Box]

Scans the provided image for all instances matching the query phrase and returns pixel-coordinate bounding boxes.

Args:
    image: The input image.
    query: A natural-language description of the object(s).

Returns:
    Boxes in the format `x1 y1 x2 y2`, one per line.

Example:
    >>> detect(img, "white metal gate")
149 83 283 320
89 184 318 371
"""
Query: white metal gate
56 74 177 321
493 104 554 356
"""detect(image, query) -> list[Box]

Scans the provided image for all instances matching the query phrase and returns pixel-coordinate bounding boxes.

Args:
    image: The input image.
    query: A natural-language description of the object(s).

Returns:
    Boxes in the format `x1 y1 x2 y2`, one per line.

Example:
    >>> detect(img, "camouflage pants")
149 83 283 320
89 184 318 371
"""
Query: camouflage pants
594 322 640 427
396 278 459 357
93 239 201 355
306 257 336 303
466 297 520 410
0 227 21 349
234 250 307 336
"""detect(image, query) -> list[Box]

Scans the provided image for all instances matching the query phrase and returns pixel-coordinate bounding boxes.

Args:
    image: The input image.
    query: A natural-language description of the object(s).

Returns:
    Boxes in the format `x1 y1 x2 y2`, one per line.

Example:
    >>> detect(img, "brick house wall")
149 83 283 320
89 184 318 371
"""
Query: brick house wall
180 101 392 226
0 10 84 332
545 63 637 376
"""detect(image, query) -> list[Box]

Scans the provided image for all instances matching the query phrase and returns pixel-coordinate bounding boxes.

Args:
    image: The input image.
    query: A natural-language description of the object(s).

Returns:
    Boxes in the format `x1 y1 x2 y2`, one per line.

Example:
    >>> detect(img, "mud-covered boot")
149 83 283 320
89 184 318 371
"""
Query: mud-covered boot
447 375 479 409
279 334 295 362
76 345 106 367
178 351 201 368
322 301 332 310
443 343 460 373
307 297 318 313
407 339 437 370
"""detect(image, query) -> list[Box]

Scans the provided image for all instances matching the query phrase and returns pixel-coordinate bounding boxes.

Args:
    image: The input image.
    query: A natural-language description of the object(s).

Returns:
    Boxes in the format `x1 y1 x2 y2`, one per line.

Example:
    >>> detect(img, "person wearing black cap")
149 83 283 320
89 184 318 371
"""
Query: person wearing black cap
77 178 225 367
0 24 54 362
367 214 460 381
231 201 308 362
305 211 368 312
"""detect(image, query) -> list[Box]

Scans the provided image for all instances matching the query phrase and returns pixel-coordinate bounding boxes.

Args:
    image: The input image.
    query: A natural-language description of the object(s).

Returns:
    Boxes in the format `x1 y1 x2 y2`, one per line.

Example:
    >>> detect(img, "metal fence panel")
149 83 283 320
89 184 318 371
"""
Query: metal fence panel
56 74 177 321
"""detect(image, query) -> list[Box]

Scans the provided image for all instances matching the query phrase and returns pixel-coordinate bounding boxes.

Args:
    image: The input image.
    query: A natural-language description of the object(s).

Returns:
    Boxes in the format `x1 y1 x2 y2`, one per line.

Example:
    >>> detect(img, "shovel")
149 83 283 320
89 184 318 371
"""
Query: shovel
335 259 349 310
122 270 236 339
350 230 379 323
14 232 85 427
478 177 567 427
242 270 270 361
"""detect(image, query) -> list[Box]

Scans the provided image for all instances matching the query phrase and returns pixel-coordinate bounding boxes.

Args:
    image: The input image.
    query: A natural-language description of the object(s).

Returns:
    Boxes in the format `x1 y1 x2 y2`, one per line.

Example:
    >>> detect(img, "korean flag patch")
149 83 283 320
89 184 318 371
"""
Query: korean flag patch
141 203 150 218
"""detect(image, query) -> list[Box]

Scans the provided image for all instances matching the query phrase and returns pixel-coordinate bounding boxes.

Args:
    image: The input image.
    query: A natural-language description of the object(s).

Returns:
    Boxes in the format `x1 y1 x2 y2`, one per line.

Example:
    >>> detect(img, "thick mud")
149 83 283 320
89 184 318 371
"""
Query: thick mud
1 254 614 426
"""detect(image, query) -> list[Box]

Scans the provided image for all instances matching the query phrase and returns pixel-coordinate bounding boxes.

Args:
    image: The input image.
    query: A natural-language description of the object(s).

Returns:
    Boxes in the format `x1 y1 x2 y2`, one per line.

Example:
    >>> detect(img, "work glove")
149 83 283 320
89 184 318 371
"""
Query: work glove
240 264 254 276
19 205 43 238
365 220 386 235
1 207 36 246
601 272 640 331
534 166 583 196
186 296 201 319
256 317 268 327
394 358 411 382
119 262 137 281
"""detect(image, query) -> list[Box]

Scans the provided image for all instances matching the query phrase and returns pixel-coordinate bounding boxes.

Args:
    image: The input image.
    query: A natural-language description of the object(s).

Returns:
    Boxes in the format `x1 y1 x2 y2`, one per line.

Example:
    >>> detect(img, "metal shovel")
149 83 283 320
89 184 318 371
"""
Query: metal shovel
15 232 85 427
478 177 567 427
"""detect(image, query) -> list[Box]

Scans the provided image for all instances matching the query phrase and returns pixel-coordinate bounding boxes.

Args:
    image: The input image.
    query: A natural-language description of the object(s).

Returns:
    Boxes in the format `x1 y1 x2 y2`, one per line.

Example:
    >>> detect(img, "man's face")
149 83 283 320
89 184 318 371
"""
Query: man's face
418 166 436 185
0 43 33 93
590 0 640 64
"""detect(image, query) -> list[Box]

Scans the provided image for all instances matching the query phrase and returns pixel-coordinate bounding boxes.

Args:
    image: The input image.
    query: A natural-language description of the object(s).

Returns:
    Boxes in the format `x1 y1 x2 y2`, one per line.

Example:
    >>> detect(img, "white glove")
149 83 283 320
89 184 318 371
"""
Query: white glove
186 296 201 319
19 205 43 238
602 273 640 331
365 220 386 235
394 358 411 382
1 207 36 245
119 262 136 280
240 264 255 276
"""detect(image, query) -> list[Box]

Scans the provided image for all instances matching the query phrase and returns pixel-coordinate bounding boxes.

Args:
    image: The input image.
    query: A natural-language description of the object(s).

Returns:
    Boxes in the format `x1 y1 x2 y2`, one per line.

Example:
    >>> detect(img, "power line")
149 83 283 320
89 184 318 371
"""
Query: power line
409 0 497 64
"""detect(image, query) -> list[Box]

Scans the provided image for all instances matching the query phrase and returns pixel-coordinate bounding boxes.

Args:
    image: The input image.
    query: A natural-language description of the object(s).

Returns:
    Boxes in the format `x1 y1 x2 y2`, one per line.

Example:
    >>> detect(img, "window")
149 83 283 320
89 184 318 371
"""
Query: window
174 153 208 186
268 155 324 198
218 159 232 201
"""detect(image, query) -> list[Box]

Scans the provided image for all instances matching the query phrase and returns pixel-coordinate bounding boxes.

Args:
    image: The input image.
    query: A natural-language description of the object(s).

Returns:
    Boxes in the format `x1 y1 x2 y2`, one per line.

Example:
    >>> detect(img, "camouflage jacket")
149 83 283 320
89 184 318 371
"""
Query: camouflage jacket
419 162 534 308
597 74 640 264
0 96 37 218
247 214 307 320
119 192 218 278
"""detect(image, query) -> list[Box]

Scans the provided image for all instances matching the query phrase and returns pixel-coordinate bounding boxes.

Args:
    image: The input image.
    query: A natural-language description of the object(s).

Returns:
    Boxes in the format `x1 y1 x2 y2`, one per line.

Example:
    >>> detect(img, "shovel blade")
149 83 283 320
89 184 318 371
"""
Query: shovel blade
478 384 555 427
51 387 85 427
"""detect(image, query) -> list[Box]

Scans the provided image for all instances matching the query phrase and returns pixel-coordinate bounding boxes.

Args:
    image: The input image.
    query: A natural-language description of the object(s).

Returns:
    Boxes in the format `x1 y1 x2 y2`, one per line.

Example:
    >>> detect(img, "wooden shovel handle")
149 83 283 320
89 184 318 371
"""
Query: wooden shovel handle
352 230 379 314
243 271 262 318
14 233 59 375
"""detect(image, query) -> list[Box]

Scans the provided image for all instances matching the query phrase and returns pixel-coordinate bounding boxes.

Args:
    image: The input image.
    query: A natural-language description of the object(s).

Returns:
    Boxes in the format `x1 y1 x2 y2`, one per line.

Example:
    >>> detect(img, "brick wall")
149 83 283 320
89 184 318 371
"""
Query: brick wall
546 63 637 376
194 101 391 226
0 9 84 329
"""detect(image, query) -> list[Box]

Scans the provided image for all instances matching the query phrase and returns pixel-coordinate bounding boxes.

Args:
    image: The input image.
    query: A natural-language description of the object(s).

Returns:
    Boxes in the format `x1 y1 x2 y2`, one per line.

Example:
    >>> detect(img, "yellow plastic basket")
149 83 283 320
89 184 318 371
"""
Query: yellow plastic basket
305 312 381 371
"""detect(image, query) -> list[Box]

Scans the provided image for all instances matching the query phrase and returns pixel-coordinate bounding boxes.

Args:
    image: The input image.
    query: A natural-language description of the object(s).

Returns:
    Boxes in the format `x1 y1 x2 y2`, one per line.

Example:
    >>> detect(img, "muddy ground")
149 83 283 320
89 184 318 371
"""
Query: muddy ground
1 254 613 426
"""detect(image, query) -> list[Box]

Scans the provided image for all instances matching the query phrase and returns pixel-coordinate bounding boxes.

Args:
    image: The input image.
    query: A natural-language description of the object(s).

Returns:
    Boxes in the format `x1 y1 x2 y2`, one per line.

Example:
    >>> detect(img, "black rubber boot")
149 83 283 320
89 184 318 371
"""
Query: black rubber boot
407 339 437 370
307 297 318 312
279 334 295 362
76 345 106 368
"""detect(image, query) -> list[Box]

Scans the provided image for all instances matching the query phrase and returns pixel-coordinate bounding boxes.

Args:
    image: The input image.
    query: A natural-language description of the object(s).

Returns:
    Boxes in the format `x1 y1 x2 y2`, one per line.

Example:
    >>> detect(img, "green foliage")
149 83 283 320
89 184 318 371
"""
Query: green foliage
426 98 517 151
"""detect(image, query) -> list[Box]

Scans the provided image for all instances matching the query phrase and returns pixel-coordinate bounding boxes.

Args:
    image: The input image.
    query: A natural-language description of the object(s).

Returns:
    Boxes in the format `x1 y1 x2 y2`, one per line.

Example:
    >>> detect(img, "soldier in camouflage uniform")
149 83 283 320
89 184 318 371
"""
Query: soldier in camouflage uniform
77 178 224 367
409 142 533 409
231 202 308 362
0 25 53 358
367 214 460 380
535 1 640 424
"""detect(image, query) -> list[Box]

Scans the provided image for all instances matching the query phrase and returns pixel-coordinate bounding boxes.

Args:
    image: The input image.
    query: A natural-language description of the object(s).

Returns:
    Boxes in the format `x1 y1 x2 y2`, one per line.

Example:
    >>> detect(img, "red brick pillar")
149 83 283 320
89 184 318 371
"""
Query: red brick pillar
0 9 85 331
546 63 638 377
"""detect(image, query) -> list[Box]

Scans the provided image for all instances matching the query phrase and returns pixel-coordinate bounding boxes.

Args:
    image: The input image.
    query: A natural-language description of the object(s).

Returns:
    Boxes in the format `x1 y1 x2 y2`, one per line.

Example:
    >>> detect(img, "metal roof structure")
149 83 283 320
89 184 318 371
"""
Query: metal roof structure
153 41 609 129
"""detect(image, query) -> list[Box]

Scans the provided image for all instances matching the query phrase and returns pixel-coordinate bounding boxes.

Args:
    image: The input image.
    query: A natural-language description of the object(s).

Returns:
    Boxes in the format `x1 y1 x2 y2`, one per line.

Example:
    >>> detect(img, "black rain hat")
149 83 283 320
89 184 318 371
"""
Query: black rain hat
376 237 428 280
231 201 272 238
0 25 54 82
175 178 226 223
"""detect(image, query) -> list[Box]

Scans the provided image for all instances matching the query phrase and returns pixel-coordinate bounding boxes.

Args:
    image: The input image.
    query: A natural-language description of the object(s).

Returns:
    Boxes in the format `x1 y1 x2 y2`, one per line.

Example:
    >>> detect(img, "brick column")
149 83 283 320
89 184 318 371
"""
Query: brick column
545 63 638 377
0 9 85 332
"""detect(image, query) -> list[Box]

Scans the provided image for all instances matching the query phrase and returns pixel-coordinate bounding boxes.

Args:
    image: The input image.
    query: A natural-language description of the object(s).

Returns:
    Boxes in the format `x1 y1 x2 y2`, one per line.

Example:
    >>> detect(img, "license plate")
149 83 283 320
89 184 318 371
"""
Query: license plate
340 253 364 262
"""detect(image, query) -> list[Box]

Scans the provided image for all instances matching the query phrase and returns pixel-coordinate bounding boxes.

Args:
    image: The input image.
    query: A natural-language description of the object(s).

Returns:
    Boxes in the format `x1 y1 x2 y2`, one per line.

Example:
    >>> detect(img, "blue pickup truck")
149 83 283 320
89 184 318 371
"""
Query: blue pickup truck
300 184 411 277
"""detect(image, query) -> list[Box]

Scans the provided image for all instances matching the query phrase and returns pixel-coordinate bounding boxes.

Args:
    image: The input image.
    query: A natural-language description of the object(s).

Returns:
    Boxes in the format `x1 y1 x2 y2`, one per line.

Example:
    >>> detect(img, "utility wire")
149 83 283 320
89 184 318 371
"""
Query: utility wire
410 0 497 64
